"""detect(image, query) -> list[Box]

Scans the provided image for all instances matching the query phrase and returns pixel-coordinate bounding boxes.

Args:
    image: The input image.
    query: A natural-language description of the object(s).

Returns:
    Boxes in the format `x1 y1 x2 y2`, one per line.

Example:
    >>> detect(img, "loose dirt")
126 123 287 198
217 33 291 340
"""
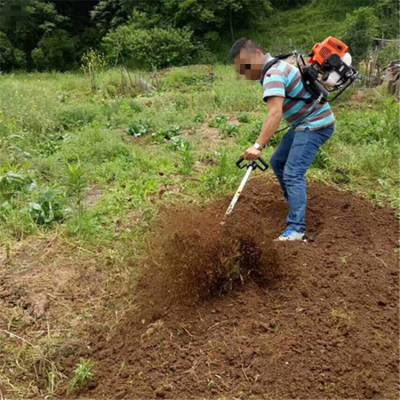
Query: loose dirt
82 179 399 399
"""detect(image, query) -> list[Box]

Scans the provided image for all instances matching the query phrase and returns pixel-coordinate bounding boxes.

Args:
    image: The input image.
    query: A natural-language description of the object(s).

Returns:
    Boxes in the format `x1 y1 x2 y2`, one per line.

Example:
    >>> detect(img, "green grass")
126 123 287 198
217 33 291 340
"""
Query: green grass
0 65 398 246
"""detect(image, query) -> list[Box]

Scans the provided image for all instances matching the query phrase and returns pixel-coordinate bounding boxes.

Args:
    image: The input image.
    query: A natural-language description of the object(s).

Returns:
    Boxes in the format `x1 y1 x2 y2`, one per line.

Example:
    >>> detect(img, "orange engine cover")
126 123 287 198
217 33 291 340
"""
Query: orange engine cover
310 36 349 66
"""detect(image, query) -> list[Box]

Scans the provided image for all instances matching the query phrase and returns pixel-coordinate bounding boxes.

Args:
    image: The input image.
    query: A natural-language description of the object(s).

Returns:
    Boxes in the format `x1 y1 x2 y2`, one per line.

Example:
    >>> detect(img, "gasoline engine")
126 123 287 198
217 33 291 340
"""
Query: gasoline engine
261 36 358 104
298 36 358 102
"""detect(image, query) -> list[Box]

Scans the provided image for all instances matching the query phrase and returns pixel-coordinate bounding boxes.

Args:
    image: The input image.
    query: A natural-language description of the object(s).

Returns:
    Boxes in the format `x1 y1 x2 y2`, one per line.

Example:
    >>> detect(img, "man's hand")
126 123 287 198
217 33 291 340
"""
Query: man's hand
243 146 261 161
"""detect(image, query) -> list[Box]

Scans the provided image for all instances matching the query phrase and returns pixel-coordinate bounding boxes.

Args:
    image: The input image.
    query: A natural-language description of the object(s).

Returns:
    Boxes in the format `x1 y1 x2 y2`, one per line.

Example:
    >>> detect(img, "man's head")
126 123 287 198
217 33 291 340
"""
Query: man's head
229 38 267 81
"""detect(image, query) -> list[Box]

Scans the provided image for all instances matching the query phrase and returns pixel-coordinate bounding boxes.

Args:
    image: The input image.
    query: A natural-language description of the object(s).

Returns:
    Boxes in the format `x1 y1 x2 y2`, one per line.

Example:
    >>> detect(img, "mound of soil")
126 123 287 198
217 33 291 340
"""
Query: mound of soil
84 180 399 399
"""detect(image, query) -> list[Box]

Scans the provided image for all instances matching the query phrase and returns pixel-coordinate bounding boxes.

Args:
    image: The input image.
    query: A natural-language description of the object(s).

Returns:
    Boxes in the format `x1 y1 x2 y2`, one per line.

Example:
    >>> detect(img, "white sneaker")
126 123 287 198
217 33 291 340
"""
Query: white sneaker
276 228 305 241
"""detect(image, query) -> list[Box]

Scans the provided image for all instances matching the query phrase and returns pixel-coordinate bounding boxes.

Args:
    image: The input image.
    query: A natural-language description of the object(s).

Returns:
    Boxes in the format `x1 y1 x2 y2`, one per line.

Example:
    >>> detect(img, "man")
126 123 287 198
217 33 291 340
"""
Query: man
229 38 335 241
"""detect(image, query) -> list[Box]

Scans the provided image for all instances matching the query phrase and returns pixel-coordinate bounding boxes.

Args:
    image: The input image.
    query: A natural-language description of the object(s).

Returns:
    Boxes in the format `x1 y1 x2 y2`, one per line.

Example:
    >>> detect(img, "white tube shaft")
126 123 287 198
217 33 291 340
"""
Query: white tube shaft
225 166 253 216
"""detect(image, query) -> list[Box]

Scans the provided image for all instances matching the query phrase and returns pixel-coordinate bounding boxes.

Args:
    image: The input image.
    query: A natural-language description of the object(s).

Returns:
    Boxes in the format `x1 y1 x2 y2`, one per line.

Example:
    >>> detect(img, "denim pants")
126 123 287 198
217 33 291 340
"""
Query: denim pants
270 126 335 233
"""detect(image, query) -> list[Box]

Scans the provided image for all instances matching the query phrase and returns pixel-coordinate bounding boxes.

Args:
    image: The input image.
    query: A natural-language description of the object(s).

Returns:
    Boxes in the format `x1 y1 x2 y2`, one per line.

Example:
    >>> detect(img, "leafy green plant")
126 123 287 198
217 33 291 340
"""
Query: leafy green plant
193 113 205 123
167 137 195 175
238 113 250 123
28 190 66 227
128 121 151 138
208 114 239 137
152 126 182 142
65 163 87 207
37 133 65 157
209 115 228 128
220 123 239 137
169 137 190 152
67 359 95 394
0 172 34 199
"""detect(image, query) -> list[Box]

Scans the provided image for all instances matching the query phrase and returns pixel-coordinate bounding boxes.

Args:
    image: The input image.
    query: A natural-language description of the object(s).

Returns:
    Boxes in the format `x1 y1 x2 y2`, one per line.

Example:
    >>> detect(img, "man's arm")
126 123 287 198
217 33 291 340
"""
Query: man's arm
243 96 284 160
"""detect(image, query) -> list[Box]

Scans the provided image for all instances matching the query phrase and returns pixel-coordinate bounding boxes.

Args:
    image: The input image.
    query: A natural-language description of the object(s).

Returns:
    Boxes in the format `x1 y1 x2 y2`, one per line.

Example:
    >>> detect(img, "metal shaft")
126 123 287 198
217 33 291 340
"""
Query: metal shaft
224 165 254 216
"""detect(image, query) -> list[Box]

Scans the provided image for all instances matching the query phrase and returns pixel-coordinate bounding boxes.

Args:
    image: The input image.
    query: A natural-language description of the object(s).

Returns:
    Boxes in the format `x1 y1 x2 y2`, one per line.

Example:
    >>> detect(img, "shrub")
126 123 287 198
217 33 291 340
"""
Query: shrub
102 25 195 69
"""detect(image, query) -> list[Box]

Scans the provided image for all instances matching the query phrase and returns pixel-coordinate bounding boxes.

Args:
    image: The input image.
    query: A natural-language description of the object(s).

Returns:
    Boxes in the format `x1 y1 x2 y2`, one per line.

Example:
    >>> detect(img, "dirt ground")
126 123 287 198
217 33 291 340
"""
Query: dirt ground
78 179 399 399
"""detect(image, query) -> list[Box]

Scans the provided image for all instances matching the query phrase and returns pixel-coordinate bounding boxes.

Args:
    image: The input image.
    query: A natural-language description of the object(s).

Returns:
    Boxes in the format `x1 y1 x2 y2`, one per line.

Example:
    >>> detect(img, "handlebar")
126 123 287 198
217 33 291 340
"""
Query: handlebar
236 157 269 171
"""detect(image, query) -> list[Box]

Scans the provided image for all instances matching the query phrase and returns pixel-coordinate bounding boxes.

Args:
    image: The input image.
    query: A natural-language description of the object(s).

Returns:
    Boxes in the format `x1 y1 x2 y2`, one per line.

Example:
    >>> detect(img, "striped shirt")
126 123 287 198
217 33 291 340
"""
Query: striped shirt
261 60 335 131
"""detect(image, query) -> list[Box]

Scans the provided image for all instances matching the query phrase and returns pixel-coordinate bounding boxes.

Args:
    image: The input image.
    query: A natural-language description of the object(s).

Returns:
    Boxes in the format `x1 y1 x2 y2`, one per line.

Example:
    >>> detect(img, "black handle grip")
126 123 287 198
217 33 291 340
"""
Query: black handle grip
256 157 269 171
236 157 247 169
236 157 269 171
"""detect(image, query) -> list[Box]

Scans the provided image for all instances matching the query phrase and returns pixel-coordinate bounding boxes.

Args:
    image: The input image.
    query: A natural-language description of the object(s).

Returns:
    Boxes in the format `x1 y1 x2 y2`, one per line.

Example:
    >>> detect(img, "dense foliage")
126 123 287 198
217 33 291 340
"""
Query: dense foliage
0 0 398 71
101 24 196 69
342 7 380 63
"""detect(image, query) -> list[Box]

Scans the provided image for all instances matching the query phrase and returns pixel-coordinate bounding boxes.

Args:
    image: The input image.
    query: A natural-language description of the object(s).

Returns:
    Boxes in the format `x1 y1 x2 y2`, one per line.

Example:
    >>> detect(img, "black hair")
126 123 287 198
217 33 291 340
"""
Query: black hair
228 38 265 60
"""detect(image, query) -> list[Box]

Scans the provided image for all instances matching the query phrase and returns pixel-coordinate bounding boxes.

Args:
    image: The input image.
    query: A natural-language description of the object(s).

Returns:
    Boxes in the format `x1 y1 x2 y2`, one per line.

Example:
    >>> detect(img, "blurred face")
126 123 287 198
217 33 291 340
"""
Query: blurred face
234 48 265 80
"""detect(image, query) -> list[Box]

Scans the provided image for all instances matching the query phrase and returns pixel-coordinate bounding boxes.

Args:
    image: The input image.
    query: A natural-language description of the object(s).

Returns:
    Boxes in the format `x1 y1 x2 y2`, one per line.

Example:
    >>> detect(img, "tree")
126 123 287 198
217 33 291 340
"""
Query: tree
91 0 158 35
270 0 311 10
92 0 272 42
374 0 399 38
0 0 67 67
31 29 76 71
0 32 14 70
49 0 98 35
342 7 379 63
162 0 272 41
0 31 26 70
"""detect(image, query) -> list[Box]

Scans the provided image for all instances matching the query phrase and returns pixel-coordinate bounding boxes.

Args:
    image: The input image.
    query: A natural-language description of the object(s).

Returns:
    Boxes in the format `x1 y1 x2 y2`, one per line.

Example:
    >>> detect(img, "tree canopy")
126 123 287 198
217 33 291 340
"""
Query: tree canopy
0 0 397 71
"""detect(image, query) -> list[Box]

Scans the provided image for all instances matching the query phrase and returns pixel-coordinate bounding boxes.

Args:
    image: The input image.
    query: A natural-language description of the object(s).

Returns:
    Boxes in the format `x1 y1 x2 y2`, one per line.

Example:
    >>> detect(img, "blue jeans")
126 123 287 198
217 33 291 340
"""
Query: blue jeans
270 126 335 233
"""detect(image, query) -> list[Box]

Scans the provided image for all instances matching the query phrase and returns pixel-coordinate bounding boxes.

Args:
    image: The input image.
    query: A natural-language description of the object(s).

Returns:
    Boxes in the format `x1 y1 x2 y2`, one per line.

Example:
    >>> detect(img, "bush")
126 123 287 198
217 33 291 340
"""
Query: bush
31 30 76 71
102 25 196 69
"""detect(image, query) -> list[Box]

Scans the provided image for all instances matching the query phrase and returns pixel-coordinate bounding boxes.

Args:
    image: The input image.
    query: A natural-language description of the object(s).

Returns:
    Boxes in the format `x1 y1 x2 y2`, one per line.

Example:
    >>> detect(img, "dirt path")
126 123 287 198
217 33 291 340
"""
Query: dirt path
84 180 399 399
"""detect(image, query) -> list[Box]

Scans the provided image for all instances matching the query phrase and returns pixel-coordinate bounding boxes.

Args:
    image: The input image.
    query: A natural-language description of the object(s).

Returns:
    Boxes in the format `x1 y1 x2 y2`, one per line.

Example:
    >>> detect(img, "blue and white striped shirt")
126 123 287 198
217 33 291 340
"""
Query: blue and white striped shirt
262 60 335 131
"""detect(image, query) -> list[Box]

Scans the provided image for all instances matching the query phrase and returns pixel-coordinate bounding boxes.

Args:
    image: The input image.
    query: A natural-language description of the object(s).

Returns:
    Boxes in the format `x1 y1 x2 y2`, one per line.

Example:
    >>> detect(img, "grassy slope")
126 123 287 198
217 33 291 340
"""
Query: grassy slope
230 1 363 55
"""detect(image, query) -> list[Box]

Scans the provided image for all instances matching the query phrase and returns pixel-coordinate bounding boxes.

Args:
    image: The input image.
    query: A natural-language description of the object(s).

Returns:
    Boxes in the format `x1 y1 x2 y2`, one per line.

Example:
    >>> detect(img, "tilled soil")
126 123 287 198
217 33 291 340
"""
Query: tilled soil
85 180 399 399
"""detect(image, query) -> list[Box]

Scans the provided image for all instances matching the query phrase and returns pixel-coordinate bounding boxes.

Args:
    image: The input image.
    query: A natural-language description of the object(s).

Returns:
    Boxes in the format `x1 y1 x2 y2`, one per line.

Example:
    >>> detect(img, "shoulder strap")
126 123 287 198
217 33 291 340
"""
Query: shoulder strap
259 53 292 85
260 53 315 105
